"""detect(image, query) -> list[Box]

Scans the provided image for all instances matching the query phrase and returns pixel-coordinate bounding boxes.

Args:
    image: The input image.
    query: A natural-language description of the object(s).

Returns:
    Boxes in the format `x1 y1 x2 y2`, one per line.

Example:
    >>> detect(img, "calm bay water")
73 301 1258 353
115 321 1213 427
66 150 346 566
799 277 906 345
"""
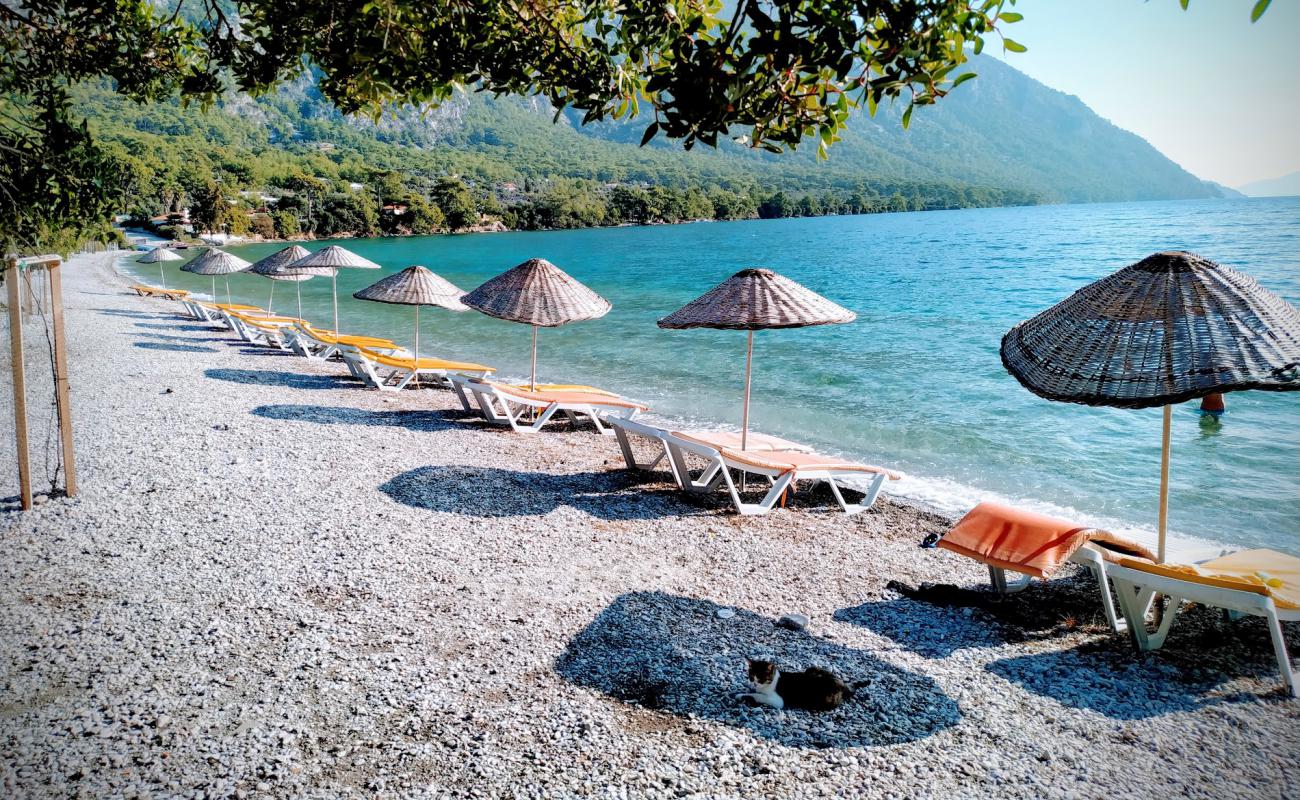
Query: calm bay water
136 197 1300 550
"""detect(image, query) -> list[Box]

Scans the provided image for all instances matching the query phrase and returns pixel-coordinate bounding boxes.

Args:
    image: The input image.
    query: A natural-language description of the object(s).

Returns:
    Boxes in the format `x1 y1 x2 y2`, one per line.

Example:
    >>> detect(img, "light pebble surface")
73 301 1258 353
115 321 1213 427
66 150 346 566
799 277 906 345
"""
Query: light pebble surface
1 251 1297 800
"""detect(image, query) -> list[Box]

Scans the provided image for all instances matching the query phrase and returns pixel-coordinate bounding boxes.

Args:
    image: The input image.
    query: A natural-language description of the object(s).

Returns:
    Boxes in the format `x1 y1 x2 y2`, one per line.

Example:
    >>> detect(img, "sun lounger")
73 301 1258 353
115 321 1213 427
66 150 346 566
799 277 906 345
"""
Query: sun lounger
129 284 190 300
607 417 812 490
1107 550 1299 696
339 345 495 392
449 375 646 434
661 431 899 516
286 321 403 361
226 311 304 349
938 502 1157 633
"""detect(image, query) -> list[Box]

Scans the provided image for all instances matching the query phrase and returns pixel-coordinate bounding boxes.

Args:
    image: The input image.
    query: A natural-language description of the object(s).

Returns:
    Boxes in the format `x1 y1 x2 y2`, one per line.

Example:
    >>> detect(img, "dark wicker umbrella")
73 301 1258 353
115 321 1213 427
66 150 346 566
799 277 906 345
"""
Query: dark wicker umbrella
1001 251 1300 560
248 245 316 317
280 245 380 333
353 265 467 386
180 248 252 305
659 268 856 450
136 247 181 288
462 258 610 389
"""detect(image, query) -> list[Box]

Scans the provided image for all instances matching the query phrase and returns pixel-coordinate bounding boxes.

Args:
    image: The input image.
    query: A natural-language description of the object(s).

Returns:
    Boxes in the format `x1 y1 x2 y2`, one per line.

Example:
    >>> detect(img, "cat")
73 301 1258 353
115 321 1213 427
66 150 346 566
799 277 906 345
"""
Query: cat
741 658 856 711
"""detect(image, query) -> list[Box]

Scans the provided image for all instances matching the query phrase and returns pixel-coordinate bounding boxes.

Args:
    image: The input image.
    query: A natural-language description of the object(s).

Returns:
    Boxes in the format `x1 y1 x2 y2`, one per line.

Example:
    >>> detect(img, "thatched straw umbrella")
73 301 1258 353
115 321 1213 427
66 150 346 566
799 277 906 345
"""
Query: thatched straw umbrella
136 247 182 288
462 258 610 390
1001 251 1300 561
658 268 855 451
180 248 252 305
280 245 380 334
354 265 468 387
248 245 318 318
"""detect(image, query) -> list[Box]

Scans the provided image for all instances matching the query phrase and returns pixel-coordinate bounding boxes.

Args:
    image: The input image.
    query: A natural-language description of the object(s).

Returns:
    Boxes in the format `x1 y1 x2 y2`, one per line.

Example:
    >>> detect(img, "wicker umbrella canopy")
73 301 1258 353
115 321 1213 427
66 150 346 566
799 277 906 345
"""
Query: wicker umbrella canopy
136 247 182 288
248 245 317 317
462 258 610 389
281 245 381 333
354 266 468 385
1000 251 1300 560
658 268 856 330
180 248 252 304
658 268 856 450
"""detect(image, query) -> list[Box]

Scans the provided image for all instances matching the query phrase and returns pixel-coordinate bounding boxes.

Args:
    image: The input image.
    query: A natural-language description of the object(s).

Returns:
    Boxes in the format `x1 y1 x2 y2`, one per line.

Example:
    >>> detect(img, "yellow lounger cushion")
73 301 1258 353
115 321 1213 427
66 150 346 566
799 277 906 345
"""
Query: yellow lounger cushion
361 349 493 373
1118 549 1300 609
672 430 809 453
718 448 901 480
131 284 189 298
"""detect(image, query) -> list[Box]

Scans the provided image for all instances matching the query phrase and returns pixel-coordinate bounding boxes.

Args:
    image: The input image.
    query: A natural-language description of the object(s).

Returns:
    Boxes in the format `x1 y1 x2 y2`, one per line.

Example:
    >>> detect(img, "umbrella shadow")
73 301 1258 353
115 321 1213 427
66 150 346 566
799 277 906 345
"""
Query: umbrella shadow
94 308 172 319
208 368 355 391
135 322 220 333
132 331 228 344
555 591 962 748
133 341 217 353
379 465 684 520
252 404 459 433
835 576 1124 659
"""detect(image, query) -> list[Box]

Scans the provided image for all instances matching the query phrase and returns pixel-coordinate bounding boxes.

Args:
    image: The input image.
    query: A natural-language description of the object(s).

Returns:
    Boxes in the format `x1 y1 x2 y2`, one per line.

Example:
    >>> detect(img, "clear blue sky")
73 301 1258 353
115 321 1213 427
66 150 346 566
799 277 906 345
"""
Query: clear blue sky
989 0 1299 188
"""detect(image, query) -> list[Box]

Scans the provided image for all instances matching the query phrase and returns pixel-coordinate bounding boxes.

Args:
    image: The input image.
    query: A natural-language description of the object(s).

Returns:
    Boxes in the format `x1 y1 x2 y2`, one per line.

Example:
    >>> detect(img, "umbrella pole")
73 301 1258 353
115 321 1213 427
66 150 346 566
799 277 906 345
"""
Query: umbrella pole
332 272 339 334
225 277 232 306
413 306 420 388
741 330 754 451
268 281 275 315
1157 405 1172 563
296 282 303 320
531 325 538 392
159 264 166 290
211 276 217 301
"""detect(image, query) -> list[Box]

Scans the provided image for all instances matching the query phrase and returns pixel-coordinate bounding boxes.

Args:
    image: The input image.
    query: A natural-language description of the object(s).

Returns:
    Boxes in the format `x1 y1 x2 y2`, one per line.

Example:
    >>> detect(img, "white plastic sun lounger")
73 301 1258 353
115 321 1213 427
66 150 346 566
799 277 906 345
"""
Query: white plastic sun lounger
449 375 646 434
1107 551 1299 697
287 321 403 362
661 432 899 516
607 417 812 490
338 345 495 393
226 311 305 350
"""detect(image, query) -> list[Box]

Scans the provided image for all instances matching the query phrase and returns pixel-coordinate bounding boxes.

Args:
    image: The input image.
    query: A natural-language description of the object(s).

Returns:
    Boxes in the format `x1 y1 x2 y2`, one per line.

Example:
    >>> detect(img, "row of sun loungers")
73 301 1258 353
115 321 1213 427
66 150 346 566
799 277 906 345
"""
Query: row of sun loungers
136 283 1298 695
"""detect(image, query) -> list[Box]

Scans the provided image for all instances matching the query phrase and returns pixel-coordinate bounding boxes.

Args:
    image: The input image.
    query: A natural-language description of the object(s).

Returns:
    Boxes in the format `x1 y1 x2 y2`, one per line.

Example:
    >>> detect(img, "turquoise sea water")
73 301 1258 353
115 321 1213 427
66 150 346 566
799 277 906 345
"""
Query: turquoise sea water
132 197 1300 550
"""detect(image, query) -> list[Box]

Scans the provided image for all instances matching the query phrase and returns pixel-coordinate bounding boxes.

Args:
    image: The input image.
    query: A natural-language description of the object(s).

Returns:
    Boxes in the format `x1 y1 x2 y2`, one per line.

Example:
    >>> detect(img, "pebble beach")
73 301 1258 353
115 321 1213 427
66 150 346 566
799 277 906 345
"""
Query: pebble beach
1 250 1297 799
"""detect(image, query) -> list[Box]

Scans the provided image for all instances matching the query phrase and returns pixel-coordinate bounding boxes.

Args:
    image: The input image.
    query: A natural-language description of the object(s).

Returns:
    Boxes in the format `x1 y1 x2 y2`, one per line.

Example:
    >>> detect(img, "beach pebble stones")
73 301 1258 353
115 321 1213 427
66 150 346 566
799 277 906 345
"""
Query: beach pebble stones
777 613 810 631
715 608 737 620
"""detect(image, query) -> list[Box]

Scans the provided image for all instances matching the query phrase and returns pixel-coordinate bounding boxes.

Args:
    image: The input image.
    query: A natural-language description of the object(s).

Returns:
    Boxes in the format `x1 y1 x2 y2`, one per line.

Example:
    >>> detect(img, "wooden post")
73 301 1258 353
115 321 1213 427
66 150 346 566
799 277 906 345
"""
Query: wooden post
48 260 77 497
1157 405 1172 564
5 256 32 509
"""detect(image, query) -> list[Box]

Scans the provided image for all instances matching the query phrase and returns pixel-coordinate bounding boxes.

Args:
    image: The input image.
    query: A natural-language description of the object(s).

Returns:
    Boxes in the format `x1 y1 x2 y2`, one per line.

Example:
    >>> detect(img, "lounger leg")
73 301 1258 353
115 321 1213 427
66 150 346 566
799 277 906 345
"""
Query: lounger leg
747 472 795 515
1264 609 1297 697
452 381 473 412
986 566 1032 595
612 426 666 472
827 473 886 515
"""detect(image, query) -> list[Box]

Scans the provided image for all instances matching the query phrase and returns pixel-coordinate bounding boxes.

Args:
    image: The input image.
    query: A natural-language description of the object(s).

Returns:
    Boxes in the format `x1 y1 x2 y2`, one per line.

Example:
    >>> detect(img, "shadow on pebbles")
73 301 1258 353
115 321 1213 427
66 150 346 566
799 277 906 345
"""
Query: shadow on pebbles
555 591 962 749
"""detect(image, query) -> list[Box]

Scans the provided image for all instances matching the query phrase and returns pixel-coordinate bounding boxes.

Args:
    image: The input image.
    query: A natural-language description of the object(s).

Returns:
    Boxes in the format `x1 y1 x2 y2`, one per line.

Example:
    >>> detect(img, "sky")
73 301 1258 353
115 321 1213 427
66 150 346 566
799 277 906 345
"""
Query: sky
988 0 1299 188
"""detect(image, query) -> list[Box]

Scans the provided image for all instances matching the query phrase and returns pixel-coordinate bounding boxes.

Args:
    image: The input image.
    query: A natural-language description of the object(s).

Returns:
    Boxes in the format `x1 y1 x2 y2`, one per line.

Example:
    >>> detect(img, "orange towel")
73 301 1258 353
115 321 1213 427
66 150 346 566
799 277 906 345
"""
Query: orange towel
940 501 1155 579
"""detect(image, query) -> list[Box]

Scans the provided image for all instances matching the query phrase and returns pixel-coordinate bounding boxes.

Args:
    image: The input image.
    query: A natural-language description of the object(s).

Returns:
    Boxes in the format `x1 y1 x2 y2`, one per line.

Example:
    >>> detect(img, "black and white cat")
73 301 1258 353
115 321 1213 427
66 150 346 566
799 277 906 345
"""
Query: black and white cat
742 658 857 711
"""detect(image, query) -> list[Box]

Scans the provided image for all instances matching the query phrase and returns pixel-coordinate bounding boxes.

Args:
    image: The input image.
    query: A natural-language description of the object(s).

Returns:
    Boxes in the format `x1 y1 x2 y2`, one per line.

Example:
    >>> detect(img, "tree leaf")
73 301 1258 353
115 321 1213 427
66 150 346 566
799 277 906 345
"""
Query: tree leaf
1002 38 1027 53
1251 0 1271 22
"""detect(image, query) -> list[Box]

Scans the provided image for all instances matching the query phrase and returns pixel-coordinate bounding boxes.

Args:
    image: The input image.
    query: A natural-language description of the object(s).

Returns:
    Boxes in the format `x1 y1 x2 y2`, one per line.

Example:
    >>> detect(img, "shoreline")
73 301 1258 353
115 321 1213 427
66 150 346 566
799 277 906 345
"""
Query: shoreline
0 248 1295 797
120 245 1233 564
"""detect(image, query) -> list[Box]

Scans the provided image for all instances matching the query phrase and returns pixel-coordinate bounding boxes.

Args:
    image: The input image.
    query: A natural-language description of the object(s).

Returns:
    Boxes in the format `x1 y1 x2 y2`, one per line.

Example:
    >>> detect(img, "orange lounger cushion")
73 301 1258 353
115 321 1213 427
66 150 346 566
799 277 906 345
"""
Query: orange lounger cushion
363 349 493 373
1119 549 1300 609
718 448 901 480
491 383 647 410
940 501 1155 579
672 430 809 453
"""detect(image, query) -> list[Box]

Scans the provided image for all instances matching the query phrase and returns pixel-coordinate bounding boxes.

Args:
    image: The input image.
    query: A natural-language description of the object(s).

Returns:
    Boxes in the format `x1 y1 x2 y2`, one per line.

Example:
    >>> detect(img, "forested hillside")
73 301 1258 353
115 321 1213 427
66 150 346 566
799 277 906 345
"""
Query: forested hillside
81 52 1219 240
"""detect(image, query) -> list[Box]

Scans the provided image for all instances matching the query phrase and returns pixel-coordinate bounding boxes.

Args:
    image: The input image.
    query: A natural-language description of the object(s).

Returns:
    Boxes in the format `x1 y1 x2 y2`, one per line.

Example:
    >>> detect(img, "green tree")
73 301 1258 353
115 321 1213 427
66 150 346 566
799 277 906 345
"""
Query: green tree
432 177 478 231
271 209 300 238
